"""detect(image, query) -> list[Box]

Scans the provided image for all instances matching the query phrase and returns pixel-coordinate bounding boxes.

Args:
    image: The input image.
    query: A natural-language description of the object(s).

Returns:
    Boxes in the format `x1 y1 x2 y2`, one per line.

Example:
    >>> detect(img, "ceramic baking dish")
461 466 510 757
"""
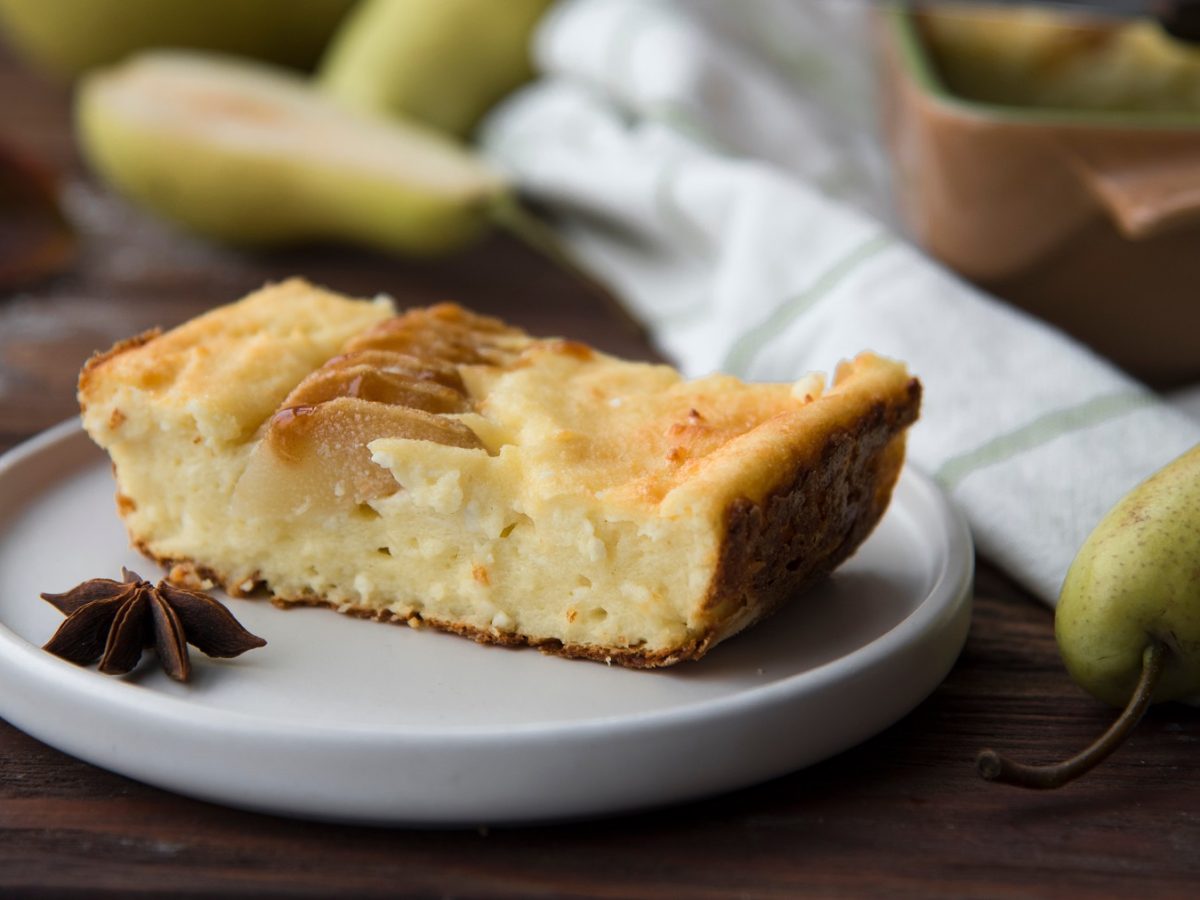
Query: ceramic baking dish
875 6 1200 386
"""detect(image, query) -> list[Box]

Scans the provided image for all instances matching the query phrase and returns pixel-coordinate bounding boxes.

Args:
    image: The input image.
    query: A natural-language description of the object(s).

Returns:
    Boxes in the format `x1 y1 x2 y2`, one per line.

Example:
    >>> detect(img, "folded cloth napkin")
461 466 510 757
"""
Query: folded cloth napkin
481 0 1200 605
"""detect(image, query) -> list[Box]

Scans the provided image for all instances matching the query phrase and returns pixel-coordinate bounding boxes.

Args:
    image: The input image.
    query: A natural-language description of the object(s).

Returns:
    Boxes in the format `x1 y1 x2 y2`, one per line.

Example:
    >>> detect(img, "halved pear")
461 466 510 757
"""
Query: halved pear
76 51 509 255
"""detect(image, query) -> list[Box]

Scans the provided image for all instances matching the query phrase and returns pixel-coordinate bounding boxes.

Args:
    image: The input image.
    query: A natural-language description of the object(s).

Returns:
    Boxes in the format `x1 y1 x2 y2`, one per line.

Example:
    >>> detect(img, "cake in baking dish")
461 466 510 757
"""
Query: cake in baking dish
78 279 920 666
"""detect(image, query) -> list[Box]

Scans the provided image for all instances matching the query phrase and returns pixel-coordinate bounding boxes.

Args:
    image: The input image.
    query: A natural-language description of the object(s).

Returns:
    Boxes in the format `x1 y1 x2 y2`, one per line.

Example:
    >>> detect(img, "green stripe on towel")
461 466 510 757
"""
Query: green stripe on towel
936 389 1157 490
644 100 726 152
653 157 710 252
722 232 892 376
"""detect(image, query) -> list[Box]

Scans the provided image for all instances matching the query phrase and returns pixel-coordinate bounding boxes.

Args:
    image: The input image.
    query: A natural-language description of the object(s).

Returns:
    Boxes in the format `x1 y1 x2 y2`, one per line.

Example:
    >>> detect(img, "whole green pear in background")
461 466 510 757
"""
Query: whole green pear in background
0 0 356 77
77 52 508 256
318 0 554 137
1056 443 1200 707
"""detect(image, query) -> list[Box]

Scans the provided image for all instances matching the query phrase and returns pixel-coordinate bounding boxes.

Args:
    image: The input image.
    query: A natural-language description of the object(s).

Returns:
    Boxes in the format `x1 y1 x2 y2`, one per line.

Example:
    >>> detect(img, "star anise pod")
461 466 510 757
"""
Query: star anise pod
41 568 266 682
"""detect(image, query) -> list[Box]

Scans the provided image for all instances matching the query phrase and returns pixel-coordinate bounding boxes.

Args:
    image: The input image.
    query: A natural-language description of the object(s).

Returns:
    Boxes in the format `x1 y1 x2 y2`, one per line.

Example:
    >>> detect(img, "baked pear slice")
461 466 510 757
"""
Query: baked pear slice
78 279 922 667
75 51 507 255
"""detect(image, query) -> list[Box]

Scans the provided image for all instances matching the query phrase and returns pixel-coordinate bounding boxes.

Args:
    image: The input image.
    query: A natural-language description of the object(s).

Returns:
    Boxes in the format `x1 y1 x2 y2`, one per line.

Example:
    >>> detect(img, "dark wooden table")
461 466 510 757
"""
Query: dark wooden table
2 46 1198 900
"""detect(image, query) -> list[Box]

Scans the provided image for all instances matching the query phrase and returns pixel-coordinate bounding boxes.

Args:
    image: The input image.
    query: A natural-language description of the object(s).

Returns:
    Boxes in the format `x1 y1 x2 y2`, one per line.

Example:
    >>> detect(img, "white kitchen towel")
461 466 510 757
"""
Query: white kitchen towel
480 0 1200 604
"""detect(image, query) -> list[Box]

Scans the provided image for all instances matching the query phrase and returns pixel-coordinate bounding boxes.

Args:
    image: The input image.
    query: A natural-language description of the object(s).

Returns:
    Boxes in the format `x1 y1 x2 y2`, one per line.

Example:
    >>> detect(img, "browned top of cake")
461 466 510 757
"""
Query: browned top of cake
78 279 919 522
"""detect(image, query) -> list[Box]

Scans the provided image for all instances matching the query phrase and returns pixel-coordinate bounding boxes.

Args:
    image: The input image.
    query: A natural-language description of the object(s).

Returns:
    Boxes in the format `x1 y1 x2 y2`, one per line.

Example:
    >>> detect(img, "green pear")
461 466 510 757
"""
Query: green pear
317 0 553 137
978 443 1200 788
76 51 508 256
0 0 356 77
1055 443 1200 707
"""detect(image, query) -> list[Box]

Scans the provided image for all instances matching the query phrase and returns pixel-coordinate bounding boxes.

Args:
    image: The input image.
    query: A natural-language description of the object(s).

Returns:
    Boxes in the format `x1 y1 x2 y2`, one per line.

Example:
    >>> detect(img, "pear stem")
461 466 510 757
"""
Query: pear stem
976 640 1166 789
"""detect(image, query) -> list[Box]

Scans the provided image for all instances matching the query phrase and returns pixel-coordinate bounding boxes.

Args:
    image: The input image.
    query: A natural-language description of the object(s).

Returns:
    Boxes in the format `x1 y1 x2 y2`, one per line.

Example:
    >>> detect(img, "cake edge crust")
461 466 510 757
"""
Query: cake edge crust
77 328 162 410
696 376 921 655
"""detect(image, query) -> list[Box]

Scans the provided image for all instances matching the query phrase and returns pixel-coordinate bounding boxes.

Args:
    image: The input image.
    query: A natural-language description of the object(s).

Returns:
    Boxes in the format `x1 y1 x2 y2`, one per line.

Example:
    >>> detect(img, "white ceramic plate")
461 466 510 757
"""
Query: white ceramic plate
0 421 972 826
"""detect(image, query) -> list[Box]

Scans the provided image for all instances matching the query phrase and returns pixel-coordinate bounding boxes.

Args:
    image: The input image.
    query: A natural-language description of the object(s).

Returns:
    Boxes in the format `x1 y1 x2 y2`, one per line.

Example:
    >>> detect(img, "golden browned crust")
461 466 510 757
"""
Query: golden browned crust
138 377 921 669
77 328 161 411
690 376 922 660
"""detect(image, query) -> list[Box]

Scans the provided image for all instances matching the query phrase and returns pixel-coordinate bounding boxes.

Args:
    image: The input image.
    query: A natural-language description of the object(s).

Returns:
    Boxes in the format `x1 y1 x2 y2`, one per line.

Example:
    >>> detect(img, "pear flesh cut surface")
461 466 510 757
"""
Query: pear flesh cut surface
1055 444 1200 707
76 52 508 255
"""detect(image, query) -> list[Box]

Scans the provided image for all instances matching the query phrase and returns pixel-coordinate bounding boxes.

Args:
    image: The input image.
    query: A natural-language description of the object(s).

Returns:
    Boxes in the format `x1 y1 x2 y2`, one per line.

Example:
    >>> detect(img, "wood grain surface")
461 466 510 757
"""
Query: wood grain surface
1 44 1198 900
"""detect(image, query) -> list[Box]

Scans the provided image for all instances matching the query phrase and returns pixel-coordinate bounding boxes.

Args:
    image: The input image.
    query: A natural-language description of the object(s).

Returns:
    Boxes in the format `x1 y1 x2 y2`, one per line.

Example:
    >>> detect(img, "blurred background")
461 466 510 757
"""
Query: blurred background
1 0 1198 396
2 4 1200 885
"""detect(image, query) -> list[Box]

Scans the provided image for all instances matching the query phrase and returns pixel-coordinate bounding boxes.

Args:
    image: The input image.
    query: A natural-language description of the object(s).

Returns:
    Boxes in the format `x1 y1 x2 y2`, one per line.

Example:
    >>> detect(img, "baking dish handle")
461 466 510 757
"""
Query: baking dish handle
1057 134 1200 241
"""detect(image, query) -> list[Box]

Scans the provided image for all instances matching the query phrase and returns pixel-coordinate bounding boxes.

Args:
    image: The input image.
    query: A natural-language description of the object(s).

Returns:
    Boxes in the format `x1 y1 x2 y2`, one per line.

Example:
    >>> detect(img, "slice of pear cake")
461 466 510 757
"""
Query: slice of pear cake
79 279 921 666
